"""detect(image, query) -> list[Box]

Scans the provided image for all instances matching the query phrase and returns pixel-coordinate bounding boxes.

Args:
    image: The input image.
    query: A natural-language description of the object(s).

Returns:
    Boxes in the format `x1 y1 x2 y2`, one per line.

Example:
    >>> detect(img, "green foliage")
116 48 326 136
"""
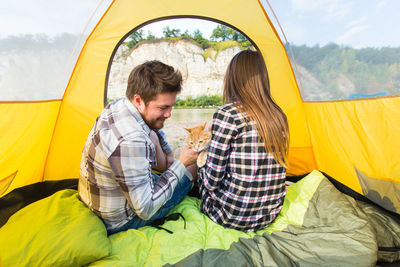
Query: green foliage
290 43 400 98
174 95 222 108
210 25 247 43
162 26 181 38
202 49 215 61
192 29 210 49
146 31 156 40
124 24 251 51
125 30 145 49
181 30 191 38
202 40 251 61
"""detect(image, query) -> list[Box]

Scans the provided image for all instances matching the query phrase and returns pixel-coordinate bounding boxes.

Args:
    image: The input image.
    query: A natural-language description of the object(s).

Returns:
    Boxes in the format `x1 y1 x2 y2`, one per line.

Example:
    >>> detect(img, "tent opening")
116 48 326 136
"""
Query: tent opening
104 17 256 151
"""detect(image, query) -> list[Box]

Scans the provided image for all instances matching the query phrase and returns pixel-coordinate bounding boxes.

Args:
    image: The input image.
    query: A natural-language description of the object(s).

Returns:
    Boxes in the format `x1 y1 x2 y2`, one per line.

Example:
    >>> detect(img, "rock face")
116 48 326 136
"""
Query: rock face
107 39 242 100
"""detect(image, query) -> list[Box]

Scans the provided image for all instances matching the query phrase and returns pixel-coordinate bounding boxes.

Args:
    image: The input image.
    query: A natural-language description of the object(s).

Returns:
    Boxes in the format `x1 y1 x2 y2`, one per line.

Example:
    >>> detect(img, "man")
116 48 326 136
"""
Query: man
78 60 198 235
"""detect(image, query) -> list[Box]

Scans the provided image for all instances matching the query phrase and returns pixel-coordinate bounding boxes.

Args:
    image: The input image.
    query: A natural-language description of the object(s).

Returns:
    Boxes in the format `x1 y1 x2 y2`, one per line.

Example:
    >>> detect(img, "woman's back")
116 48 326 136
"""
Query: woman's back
198 103 286 232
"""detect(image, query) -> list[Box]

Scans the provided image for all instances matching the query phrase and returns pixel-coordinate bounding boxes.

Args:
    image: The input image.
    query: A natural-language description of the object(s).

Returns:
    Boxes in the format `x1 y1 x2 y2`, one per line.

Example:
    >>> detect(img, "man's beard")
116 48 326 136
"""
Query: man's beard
145 117 165 130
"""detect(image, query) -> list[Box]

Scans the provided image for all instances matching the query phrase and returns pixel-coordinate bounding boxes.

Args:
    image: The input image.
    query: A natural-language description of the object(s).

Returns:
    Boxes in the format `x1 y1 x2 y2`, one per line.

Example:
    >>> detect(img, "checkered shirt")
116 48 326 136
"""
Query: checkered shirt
78 97 189 230
198 103 286 232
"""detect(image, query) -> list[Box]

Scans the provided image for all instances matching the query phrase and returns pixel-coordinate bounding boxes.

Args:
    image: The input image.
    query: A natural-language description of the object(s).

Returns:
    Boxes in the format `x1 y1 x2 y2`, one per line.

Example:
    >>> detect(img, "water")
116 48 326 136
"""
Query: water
169 108 215 122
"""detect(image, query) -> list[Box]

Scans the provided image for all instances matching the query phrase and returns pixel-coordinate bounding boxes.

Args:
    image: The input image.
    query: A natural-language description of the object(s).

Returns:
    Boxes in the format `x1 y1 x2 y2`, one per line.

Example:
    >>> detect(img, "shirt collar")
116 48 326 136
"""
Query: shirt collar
123 97 151 136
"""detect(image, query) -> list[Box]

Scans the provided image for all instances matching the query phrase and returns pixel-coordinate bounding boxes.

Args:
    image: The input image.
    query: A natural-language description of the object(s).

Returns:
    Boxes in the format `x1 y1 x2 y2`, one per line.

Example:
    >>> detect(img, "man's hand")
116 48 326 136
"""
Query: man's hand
178 146 199 167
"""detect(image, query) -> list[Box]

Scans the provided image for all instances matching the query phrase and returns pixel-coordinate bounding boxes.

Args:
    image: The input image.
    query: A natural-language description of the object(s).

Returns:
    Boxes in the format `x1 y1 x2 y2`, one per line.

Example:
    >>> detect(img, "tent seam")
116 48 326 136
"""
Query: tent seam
258 0 318 171
40 0 117 181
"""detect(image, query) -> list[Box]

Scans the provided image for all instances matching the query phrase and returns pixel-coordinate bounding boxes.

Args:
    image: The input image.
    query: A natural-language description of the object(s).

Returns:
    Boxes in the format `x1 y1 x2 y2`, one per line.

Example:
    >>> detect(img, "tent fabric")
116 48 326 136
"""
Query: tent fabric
0 1 399 265
1 0 399 265
0 0 398 199
304 97 400 194
0 171 17 196
356 168 400 214
1 171 399 266
0 100 61 194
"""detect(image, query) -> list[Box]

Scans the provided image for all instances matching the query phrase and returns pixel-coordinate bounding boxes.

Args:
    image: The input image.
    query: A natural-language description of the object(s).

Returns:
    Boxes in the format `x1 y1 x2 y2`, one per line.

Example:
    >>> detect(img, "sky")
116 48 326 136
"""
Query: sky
0 0 400 48
268 0 400 48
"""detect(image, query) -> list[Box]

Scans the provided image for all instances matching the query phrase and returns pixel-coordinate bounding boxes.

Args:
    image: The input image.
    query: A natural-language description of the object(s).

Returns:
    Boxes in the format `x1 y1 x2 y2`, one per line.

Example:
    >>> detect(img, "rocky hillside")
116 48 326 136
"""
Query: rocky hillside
108 39 242 100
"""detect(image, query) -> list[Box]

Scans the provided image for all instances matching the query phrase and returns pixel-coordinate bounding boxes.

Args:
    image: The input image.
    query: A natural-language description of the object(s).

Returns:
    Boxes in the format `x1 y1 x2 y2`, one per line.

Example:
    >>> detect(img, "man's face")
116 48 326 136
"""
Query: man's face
133 92 177 130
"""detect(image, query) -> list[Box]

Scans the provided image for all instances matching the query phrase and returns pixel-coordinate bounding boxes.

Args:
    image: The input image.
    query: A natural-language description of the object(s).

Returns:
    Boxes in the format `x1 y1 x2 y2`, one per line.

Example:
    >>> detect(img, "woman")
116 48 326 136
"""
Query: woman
198 50 289 232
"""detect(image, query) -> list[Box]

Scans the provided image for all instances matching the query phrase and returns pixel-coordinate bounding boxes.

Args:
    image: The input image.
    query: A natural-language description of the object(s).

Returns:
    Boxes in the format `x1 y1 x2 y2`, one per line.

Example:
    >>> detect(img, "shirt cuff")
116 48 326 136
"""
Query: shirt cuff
169 160 193 181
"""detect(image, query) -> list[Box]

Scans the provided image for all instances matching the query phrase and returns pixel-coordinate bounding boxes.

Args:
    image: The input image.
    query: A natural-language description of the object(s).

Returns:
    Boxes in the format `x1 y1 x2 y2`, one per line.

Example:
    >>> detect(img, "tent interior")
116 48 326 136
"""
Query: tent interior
0 0 399 266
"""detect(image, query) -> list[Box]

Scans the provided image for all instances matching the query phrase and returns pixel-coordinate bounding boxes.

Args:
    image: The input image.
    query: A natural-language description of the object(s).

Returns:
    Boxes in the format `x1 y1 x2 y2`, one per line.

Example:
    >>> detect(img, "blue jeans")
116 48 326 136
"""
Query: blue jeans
107 174 192 235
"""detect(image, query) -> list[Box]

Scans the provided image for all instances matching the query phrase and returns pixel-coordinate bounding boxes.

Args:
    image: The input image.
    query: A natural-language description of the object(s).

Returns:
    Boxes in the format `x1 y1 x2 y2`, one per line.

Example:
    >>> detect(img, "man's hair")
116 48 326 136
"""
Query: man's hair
126 60 182 104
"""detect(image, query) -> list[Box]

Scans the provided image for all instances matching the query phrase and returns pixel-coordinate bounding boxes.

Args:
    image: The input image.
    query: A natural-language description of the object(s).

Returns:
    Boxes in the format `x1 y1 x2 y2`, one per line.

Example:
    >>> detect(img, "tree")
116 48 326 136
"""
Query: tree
181 30 191 38
211 25 230 41
126 30 144 48
162 26 181 38
146 31 156 40
210 25 247 42
192 29 209 48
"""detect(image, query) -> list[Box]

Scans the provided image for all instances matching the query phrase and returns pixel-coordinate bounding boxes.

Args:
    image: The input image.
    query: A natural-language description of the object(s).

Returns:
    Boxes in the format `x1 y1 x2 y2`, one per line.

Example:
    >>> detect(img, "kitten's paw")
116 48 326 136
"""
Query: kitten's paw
197 151 207 168
197 158 205 168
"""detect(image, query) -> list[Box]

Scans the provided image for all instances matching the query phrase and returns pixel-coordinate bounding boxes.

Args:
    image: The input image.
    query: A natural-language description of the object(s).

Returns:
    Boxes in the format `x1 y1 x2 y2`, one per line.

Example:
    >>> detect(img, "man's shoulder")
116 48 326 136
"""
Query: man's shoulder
103 99 140 130
96 99 147 147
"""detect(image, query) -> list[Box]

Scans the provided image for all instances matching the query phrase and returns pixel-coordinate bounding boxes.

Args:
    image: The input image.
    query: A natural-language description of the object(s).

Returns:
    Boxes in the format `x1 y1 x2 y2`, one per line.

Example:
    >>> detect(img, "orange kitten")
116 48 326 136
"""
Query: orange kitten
184 122 211 167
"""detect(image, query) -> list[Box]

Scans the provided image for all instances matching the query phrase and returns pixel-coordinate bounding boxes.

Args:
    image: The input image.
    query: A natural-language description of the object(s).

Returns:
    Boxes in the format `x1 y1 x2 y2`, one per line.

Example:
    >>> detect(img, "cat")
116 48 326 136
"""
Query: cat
184 122 211 167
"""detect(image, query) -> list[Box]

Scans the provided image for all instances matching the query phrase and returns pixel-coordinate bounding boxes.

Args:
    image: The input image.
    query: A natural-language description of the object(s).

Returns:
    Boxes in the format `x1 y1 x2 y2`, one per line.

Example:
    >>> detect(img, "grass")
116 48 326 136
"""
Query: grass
202 40 252 61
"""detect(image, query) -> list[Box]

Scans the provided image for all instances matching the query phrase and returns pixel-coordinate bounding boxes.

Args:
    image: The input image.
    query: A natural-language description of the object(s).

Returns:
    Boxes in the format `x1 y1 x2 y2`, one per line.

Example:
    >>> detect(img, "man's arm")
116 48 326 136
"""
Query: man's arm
108 137 197 221
149 130 168 171
156 130 172 155
153 130 175 169
166 151 175 168
108 138 188 220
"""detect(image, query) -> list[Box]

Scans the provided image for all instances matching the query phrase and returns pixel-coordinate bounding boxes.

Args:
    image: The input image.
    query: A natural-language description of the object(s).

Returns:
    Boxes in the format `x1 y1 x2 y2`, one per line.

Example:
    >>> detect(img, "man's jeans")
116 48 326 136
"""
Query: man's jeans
107 174 192 235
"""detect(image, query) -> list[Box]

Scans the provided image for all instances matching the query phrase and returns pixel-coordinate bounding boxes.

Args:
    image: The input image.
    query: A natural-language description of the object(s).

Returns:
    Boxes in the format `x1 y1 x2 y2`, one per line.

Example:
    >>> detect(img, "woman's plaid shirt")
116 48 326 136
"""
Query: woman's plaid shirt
198 103 286 232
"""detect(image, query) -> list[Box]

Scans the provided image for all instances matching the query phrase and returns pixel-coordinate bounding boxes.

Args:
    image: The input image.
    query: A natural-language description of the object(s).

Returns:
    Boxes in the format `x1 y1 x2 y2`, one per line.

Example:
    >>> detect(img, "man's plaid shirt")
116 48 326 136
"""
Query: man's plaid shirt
78 97 189 230
198 103 286 232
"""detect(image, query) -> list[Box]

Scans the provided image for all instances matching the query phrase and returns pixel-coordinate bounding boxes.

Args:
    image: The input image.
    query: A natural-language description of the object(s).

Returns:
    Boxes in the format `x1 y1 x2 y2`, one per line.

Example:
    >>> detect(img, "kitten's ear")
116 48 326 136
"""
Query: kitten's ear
201 122 207 130
184 127 192 133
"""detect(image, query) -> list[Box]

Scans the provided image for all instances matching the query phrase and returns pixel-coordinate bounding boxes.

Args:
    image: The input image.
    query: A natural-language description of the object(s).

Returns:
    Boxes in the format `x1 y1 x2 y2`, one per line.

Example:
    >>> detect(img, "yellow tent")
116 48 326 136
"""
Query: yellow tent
1 0 399 207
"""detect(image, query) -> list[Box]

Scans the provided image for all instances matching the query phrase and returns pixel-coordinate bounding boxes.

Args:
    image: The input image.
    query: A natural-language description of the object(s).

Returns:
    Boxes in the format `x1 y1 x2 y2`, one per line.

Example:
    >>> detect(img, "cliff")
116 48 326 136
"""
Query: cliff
107 39 242 100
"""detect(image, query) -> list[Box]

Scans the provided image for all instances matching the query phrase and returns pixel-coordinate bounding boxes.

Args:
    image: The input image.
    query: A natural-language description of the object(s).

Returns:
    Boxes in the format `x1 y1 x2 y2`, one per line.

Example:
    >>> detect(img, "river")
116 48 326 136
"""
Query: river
168 108 215 122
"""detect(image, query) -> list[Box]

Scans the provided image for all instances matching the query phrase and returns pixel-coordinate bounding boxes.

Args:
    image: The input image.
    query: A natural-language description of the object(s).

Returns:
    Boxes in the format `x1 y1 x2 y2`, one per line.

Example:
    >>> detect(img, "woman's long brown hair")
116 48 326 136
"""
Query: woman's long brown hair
223 50 290 167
